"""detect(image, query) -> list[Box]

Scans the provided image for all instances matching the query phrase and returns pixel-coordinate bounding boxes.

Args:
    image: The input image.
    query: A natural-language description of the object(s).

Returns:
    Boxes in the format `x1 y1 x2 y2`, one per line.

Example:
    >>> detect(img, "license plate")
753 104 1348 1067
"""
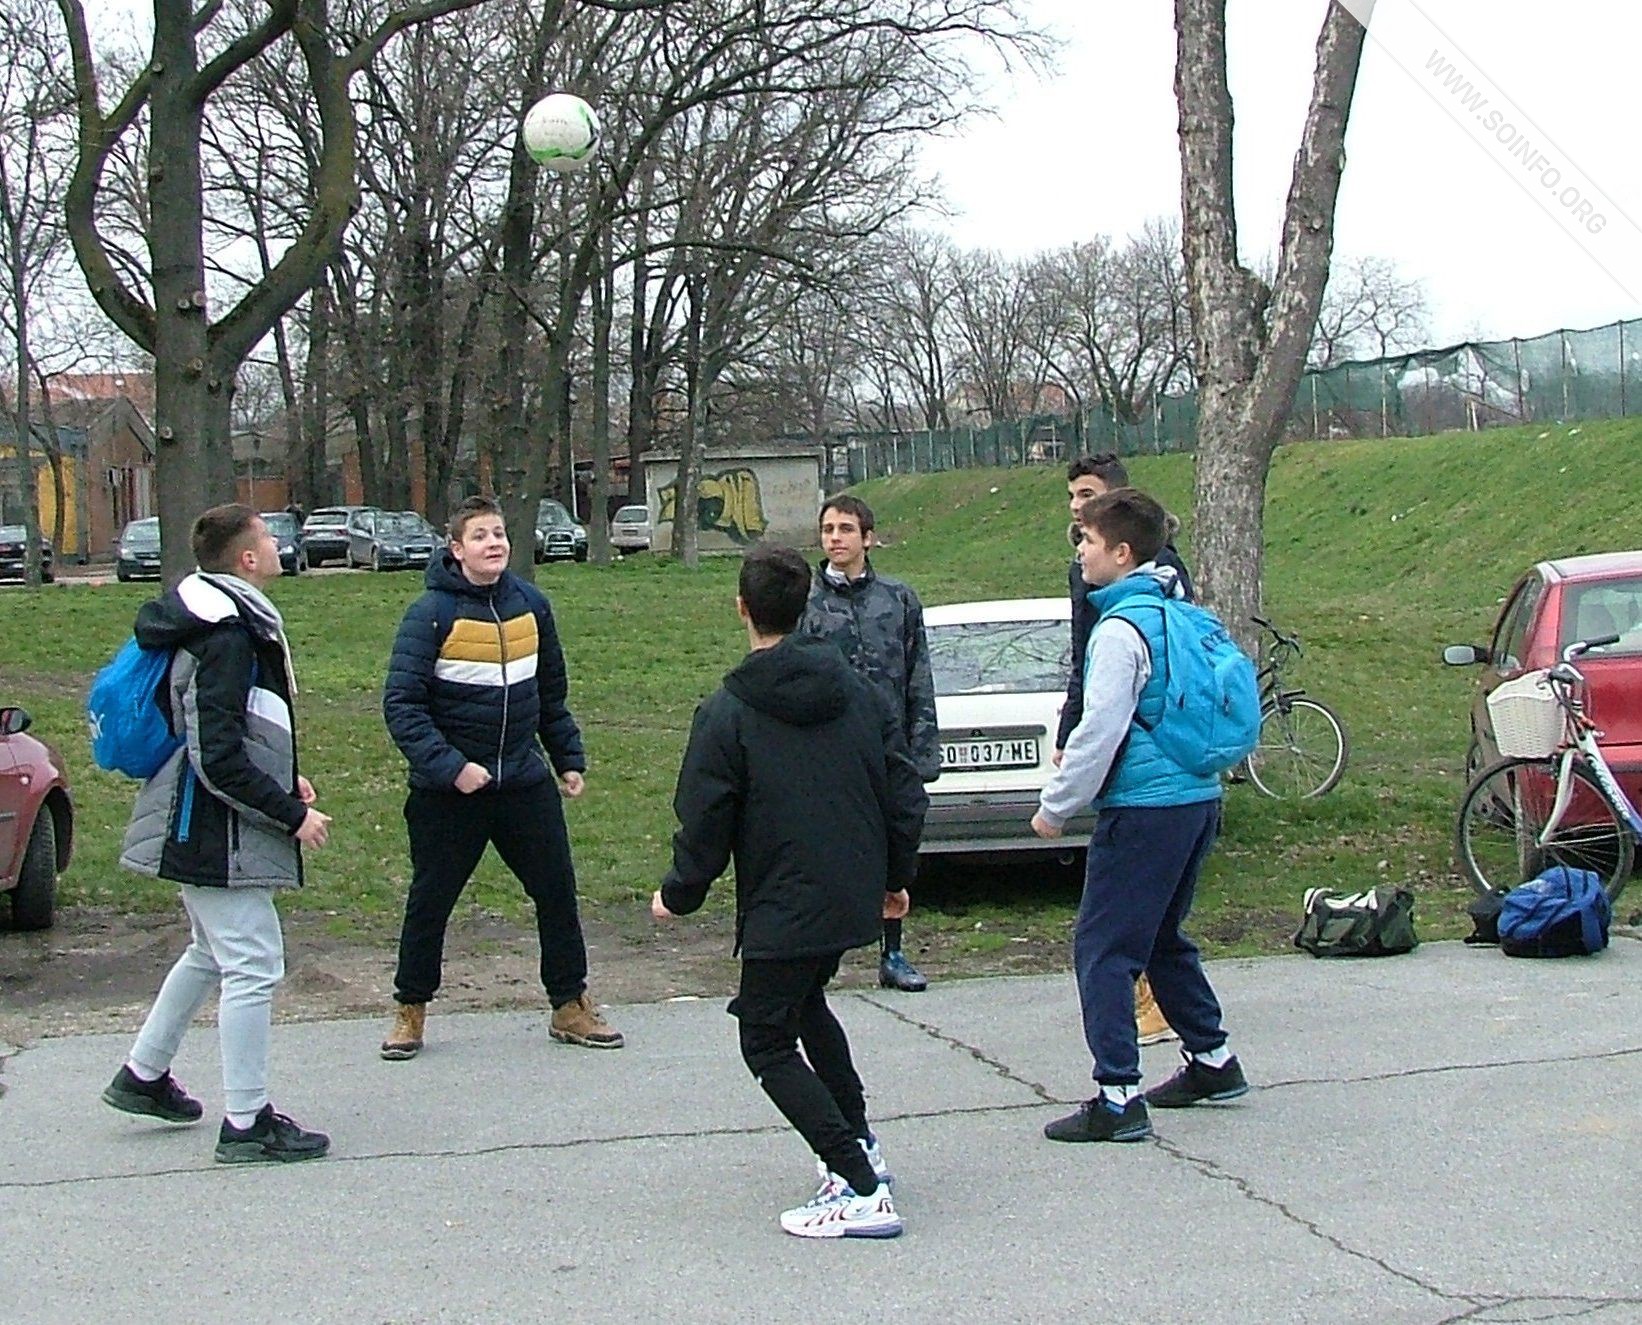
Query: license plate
940 736 1040 771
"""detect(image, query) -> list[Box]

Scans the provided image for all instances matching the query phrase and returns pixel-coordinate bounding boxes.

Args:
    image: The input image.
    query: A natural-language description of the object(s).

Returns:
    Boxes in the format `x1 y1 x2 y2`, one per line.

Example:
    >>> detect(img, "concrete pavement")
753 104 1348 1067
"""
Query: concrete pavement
2 940 1639 1323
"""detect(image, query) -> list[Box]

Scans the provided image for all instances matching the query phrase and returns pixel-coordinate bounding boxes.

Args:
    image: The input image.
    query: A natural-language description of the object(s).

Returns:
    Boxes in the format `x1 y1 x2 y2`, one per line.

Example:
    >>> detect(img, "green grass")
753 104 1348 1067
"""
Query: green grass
5 417 1641 955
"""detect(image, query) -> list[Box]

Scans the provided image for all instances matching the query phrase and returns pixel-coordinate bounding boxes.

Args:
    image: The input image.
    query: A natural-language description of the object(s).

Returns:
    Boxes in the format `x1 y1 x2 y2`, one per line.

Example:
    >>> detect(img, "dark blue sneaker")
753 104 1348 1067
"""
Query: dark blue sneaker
1043 1095 1153 1143
214 1105 330 1164
879 950 928 992
101 1066 203 1124
1146 1054 1250 1108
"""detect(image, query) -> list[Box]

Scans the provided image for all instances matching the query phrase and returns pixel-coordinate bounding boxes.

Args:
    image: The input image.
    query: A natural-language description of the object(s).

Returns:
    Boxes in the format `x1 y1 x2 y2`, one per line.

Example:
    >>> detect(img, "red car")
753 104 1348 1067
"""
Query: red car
0 706 73 930
1445 551 1642 815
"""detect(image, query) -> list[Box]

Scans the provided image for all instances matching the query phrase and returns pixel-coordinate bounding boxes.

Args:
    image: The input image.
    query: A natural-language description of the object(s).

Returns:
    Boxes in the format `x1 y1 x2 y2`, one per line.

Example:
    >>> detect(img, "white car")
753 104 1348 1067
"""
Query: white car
922 597 1097 855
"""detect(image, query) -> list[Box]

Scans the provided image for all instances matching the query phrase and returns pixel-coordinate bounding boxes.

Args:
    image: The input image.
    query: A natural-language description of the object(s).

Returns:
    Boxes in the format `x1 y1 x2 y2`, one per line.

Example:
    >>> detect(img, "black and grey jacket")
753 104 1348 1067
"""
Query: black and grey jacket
120 573 308 889
798 559 940 783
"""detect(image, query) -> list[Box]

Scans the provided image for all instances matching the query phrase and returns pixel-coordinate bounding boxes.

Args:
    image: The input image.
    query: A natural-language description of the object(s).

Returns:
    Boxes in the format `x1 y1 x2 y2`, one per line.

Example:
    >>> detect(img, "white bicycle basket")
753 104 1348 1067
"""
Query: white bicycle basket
1486 670 1566 760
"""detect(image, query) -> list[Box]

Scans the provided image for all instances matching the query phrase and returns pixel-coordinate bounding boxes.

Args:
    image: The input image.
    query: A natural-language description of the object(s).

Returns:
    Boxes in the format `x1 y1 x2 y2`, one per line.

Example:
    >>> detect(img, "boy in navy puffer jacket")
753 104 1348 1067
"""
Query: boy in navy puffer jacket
379 496 621 1058
1032 488 1248 1144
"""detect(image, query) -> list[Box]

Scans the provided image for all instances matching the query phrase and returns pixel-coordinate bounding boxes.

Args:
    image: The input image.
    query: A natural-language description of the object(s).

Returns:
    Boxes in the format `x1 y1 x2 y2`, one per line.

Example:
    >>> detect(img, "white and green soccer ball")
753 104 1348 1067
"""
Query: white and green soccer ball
522 93 600 173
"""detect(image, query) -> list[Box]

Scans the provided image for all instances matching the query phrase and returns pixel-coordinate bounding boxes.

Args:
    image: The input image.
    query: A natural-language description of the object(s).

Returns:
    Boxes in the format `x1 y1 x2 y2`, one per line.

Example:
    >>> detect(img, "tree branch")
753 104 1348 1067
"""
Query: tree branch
189 0 298 108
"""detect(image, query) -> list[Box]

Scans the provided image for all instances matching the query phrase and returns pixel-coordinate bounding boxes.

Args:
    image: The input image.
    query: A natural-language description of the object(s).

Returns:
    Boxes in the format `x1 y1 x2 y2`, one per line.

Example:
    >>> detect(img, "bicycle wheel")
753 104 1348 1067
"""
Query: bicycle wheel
1455 756 1634 899
1245 697 1349 799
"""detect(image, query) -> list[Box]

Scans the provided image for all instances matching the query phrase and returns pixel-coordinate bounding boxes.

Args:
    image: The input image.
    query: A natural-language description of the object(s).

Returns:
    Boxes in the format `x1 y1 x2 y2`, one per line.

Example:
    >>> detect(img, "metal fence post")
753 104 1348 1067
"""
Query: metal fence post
1513 339 1526 420
1621 320 1629 415
1561 330 1571 418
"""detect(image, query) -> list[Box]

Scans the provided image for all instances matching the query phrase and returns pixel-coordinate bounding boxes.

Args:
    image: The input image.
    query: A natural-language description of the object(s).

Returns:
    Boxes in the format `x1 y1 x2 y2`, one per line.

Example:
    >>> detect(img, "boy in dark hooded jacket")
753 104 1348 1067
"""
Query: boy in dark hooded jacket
653 544 927 1239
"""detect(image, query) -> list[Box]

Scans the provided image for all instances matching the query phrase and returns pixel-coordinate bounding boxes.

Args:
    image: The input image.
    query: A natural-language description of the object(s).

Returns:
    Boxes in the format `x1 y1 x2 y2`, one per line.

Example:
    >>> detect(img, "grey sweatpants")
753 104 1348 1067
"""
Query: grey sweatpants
128 885 285 1117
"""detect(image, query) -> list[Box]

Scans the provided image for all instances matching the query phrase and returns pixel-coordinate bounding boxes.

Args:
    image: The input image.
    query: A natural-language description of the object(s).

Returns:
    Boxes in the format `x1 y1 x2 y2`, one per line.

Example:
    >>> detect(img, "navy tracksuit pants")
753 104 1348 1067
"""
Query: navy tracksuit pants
1074 799 1228 1087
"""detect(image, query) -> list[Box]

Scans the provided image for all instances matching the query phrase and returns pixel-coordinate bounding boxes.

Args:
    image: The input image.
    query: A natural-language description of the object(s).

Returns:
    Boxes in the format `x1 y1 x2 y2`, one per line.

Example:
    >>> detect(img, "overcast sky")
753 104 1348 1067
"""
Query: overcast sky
920 0 1642 346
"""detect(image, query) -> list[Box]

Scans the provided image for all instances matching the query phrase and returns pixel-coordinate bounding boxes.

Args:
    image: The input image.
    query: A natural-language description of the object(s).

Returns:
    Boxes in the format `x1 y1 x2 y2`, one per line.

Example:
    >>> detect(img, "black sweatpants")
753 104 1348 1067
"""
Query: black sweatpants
393 782 588 1007
731 953 880 1198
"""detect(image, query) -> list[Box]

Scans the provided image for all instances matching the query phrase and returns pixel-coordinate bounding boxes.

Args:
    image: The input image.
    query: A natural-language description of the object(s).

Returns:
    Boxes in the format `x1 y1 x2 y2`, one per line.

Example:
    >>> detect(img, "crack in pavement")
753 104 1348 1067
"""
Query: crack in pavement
851 991 1064 1103
1434 1296 1642 1323
1259 1044 1642 1092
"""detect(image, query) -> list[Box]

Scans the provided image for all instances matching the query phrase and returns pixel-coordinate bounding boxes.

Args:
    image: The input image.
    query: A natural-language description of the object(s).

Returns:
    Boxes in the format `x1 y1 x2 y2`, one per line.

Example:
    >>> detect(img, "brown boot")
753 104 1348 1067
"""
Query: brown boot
380 1002 426 1060
1135 975 1178 1046
549 992 624 1049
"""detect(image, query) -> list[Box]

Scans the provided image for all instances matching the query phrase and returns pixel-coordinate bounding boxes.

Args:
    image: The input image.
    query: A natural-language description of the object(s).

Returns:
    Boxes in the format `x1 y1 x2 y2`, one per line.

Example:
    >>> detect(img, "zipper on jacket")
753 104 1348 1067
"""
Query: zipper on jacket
229 810 240 858
491 593 508 789
177 764 197 844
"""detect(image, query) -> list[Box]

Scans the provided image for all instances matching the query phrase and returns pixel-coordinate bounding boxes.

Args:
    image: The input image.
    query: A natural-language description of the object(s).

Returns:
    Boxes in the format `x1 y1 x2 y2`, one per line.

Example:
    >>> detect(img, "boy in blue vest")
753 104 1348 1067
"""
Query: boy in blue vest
1031 487 1248 1142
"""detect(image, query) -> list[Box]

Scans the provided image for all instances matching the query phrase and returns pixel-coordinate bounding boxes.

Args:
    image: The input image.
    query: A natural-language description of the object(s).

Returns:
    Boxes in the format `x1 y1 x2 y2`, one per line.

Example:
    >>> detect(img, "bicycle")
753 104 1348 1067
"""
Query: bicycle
1454 633 1642 901
1242 616 1349 799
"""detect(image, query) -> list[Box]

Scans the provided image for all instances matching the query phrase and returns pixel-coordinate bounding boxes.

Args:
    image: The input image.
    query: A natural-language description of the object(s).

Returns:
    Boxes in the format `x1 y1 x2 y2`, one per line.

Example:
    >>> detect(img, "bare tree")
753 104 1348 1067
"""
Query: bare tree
0 0 73 586
56 0 497 582
1310 253 1429 367
1175 0 1368 645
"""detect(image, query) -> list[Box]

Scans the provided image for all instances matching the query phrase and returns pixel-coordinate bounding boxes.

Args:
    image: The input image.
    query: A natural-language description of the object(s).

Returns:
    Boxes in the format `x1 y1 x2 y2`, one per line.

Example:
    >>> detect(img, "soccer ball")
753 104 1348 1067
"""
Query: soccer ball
522 93 599 173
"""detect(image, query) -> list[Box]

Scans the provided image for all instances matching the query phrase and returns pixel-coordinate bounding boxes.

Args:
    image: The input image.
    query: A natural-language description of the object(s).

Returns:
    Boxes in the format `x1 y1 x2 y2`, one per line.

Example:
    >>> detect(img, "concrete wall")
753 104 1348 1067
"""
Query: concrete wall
646 449 823 554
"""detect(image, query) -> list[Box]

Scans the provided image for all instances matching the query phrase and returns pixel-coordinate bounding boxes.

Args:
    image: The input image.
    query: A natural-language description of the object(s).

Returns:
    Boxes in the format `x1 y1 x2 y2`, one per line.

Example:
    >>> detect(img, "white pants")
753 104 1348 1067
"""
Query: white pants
128 885 285 1118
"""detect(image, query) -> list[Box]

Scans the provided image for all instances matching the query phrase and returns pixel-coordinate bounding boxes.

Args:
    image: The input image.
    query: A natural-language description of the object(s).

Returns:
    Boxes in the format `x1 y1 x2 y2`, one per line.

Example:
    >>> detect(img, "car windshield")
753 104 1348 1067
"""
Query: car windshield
0 526 24 541
379 512 425 535
122 518 161 547
262 513 299 537
614 506 647 521
305 511 348 528
537 499 574 527
928 619 1070 696
1560 577 1642 657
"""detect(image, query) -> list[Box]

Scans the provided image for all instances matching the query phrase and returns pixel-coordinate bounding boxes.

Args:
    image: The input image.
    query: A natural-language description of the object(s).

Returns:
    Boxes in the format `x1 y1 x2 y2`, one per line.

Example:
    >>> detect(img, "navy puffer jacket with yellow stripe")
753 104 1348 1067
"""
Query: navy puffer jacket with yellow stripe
383 553 586 792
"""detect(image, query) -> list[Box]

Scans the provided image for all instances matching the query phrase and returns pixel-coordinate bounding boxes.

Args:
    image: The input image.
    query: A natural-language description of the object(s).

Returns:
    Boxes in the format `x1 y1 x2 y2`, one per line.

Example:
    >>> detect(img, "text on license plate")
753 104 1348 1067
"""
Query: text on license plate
941 737 1040 770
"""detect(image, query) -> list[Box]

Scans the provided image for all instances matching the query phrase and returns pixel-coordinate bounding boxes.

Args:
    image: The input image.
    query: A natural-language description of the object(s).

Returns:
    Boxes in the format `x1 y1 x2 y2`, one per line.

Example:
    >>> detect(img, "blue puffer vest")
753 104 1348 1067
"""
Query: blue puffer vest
1088 574 1223 810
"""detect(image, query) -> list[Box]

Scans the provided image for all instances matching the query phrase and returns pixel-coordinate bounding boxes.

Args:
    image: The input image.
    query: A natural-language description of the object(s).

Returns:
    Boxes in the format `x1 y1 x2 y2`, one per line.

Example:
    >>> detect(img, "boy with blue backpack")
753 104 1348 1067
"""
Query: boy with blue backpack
1032 488 1257 1143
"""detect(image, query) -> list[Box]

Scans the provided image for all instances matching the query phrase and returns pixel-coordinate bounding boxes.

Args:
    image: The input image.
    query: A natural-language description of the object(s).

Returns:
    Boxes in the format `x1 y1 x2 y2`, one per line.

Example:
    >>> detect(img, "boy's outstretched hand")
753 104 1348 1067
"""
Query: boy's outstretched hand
1030 811 1062 840
650 889 675 920
882 889 910 920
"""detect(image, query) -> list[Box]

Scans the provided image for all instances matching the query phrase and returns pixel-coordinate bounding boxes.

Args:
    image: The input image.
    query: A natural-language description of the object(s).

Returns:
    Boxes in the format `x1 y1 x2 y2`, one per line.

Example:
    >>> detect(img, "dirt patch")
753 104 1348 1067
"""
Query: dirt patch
0 903 1072 1043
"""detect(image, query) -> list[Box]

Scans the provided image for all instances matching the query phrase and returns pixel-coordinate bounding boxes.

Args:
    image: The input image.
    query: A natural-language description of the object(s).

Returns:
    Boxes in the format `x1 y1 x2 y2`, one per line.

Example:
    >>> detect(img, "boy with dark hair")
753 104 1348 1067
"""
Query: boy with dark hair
654 543 927 1239
1060 454 1195 1047
799 494 938 992
102 503 333 1163
1032 487 1248 1144
379 494 621 1058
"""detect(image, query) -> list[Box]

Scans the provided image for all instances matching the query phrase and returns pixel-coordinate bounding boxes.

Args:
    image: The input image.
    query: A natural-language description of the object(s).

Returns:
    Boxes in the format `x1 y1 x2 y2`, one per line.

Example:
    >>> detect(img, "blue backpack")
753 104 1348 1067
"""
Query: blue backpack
1497 866 1611 957
86 637 182 779
1105 597 1262 777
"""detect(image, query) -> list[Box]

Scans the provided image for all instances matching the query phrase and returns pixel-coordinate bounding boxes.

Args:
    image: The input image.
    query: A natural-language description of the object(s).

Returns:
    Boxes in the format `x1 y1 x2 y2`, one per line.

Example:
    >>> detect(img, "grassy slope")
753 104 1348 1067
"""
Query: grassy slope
3 418 1640 953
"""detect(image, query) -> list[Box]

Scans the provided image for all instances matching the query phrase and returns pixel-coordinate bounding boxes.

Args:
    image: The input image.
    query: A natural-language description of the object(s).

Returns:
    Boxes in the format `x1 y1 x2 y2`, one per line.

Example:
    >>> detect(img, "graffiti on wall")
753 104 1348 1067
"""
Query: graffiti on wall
657 467 767 545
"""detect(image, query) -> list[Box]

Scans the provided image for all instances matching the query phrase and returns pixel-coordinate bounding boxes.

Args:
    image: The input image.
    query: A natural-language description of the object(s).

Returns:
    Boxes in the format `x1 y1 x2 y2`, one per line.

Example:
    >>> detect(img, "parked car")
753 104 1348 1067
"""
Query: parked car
0 705 73 930
347 509 438 572
535 498 588 563
921 597 1095 856
115 517 162 581
1443 550 1642 809
300 506 373 567
0 526 54 582
609 503 652 554
260 511 307 574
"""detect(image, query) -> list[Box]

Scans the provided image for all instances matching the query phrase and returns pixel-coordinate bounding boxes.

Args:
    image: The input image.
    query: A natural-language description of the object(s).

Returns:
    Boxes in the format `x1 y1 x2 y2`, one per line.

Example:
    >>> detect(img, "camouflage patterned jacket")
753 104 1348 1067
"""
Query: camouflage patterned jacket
799 560 941 783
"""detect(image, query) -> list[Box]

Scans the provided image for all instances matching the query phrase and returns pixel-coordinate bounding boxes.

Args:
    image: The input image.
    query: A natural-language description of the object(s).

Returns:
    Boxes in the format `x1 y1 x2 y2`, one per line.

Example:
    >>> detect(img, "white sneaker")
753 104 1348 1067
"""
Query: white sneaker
780 1182 903 1240
811 1135 894 1201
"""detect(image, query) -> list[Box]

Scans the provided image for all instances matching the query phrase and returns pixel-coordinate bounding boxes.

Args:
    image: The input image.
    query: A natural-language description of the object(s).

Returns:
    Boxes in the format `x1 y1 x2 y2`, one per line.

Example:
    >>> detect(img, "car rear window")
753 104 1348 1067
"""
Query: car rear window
615 506 647 521
1560 577 1642 656
306 512 348 527
929 620 1070 696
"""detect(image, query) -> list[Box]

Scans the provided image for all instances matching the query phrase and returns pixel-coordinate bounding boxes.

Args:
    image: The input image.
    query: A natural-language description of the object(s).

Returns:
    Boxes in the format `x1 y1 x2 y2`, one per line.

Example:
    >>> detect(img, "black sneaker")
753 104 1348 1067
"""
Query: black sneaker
1043 1095 1153 1143
214 1105 330 1164
101 1066 203 1124
1146 1054 1250 1108
878 950 929 992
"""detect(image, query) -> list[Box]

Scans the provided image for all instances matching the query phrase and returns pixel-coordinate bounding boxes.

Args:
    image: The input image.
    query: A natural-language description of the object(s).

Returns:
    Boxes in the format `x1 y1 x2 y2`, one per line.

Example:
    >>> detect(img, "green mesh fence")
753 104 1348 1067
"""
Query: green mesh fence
838 318 1642 482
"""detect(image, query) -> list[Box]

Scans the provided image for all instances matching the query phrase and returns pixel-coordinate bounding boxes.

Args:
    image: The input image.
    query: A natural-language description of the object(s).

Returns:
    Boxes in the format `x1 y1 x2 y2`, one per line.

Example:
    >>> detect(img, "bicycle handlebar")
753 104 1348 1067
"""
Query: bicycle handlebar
1250 614 1303 655
1561 634 1620 664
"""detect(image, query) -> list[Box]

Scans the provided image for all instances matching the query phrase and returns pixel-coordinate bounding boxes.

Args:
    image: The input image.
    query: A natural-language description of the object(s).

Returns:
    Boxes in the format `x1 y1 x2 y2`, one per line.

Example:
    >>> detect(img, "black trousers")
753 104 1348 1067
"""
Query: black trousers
393 783 588 1007
731 953 879 1198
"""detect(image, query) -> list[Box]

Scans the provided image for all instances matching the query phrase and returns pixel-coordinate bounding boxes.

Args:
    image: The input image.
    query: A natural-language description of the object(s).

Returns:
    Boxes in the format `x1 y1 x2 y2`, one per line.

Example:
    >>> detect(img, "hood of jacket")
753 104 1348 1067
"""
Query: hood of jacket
133 571 286 652
424 550 521 599
1087 562 1185 616
724 633 853 727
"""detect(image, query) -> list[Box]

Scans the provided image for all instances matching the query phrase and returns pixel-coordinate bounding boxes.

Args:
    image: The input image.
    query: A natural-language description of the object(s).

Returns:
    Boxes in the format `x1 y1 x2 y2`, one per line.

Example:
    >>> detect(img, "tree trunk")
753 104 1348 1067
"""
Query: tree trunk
671 273 706 568
299 276 332 510
1175 0 1367 650
588 228 614 565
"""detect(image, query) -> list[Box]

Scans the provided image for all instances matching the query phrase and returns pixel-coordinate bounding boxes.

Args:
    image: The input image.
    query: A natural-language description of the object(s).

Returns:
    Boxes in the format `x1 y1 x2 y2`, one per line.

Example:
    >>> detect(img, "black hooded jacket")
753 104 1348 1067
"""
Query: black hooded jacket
660 633 928 960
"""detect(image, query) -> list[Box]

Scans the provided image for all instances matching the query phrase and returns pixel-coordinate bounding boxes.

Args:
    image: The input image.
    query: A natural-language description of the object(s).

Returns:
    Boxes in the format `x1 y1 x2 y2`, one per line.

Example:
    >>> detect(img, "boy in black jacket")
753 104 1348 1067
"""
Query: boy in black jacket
380 495 620 1058
652 544 927 1239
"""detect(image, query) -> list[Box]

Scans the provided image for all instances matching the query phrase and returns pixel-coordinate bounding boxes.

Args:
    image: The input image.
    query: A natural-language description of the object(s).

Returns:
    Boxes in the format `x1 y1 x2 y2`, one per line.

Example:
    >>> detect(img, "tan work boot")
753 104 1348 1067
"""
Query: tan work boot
1135 975 1178 1046
549 992 625 1049
380 1002 427 1060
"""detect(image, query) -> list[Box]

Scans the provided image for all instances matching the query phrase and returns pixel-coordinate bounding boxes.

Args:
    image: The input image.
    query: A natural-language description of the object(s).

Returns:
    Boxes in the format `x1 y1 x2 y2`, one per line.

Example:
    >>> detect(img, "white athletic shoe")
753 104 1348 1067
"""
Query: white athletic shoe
779 1182 903 1240
811 1135 894 1201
